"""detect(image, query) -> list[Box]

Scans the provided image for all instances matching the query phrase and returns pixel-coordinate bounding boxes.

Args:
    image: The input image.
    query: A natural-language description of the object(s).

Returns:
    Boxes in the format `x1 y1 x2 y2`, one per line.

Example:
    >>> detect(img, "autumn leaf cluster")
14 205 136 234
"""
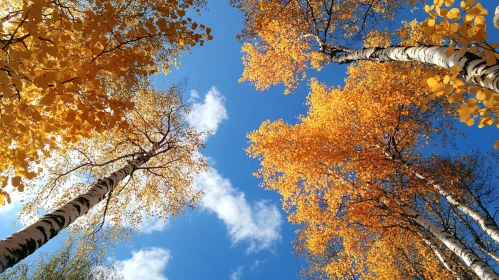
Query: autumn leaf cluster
0 0 212 202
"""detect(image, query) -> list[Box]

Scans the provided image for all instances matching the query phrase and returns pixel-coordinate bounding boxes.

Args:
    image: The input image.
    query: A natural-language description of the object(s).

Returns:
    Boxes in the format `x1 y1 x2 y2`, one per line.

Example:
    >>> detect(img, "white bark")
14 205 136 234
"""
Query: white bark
494 6 499 30
330 168 497 278
401 157 499 246
419 234 464 279
393 196 499 280
381 149 499 246
328 45 499 93
0 154 151 273
485 249 499 265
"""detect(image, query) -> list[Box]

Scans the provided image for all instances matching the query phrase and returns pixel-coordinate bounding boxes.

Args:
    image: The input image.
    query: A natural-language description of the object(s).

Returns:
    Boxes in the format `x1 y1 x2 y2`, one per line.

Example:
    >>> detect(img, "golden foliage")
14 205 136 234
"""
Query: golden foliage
236 0 499 145
232 0 409 93
247 61 463 278
20 84 208 246
416 1 499 136
0 0 210 200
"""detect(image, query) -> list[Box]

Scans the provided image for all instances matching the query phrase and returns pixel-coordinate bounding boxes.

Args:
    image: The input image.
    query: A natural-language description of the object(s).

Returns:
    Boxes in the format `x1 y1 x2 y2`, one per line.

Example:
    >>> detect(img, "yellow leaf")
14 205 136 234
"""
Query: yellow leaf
475 3 488 15
464 0 476 8
41 92 57 105
34 75 49 89
474 16 486 26
487 54 496 66
447 8 460 20
0 191 9 206
444 0 454 6
466 118 474 126
495 140 499 150
445 47 454 57
476 90 486 100
484 100 493 108
427 77 438 87
467 97 478 106
449 65 460 76
444 85 455 95
25 171 37 180
459 46 468 57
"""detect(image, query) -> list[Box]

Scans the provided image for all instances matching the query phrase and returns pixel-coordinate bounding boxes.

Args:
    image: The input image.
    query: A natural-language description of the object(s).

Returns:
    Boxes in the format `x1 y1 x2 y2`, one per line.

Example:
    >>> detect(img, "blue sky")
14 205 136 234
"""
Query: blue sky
2 1 499 280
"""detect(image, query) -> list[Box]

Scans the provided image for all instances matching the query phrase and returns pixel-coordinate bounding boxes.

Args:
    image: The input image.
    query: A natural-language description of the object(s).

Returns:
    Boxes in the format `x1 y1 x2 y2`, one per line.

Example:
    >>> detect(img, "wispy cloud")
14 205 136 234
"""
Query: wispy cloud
187 88 282 252
193 169 282 253
136 214 169 234
187 87 228 137
230 266 244 280
250 259 267 271
114 247 171 280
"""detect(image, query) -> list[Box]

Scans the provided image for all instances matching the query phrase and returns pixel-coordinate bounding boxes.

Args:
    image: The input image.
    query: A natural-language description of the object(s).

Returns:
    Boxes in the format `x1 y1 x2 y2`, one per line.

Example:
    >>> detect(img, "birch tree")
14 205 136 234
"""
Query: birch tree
233 0 499 144
0 84 207 273
247 61 499 279
0 0 211 201
0 238 124 280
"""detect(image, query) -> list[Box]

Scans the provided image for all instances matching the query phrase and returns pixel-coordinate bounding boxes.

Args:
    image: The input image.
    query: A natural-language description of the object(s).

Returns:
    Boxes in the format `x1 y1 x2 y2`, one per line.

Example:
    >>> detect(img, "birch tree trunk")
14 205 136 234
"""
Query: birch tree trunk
383 150 499 245
419 233 464 279
409 164 499 245
0 154 151 273
394 197 499 280
326 45 499 93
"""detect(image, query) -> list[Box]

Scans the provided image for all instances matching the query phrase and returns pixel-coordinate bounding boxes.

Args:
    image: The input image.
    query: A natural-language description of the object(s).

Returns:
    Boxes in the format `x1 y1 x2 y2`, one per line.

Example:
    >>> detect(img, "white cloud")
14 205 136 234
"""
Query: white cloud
249 259 266 271
230 266 244 280
114 247 171 280
187 87 228 137
136 214 169 234
193 169 282 253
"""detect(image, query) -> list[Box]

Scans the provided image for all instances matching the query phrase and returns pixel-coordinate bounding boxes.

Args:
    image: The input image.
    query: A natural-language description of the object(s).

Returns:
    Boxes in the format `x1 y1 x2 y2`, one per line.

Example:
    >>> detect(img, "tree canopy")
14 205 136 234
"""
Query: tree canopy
234 0 499 144
247 59 499 279
2 1 499 279
0 0 211 202
0 238 124 280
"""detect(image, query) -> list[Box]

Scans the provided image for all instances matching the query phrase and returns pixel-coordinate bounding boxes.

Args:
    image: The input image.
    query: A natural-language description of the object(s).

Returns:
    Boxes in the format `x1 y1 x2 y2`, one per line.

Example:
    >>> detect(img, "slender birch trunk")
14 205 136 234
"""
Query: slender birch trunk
382 150 499 245
326 45 499 93
418 233 464 279
410 164 499 245
0 153 151 273
413 168 499 244
392 196 499 280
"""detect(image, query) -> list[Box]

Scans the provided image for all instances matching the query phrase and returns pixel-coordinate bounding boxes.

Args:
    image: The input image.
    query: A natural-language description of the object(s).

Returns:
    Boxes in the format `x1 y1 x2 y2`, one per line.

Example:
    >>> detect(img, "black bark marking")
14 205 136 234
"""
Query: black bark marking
75 197 90 208
72 202 81 215
0 155 153 273
36 226 48 243
45 214 65 229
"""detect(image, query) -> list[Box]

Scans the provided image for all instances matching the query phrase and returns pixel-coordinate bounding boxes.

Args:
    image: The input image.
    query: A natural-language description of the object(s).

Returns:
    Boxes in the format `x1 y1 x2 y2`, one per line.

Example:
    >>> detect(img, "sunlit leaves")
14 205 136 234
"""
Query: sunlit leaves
233 0 410 93
0 0 210 199
21 84 207 249
247 61 455 278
